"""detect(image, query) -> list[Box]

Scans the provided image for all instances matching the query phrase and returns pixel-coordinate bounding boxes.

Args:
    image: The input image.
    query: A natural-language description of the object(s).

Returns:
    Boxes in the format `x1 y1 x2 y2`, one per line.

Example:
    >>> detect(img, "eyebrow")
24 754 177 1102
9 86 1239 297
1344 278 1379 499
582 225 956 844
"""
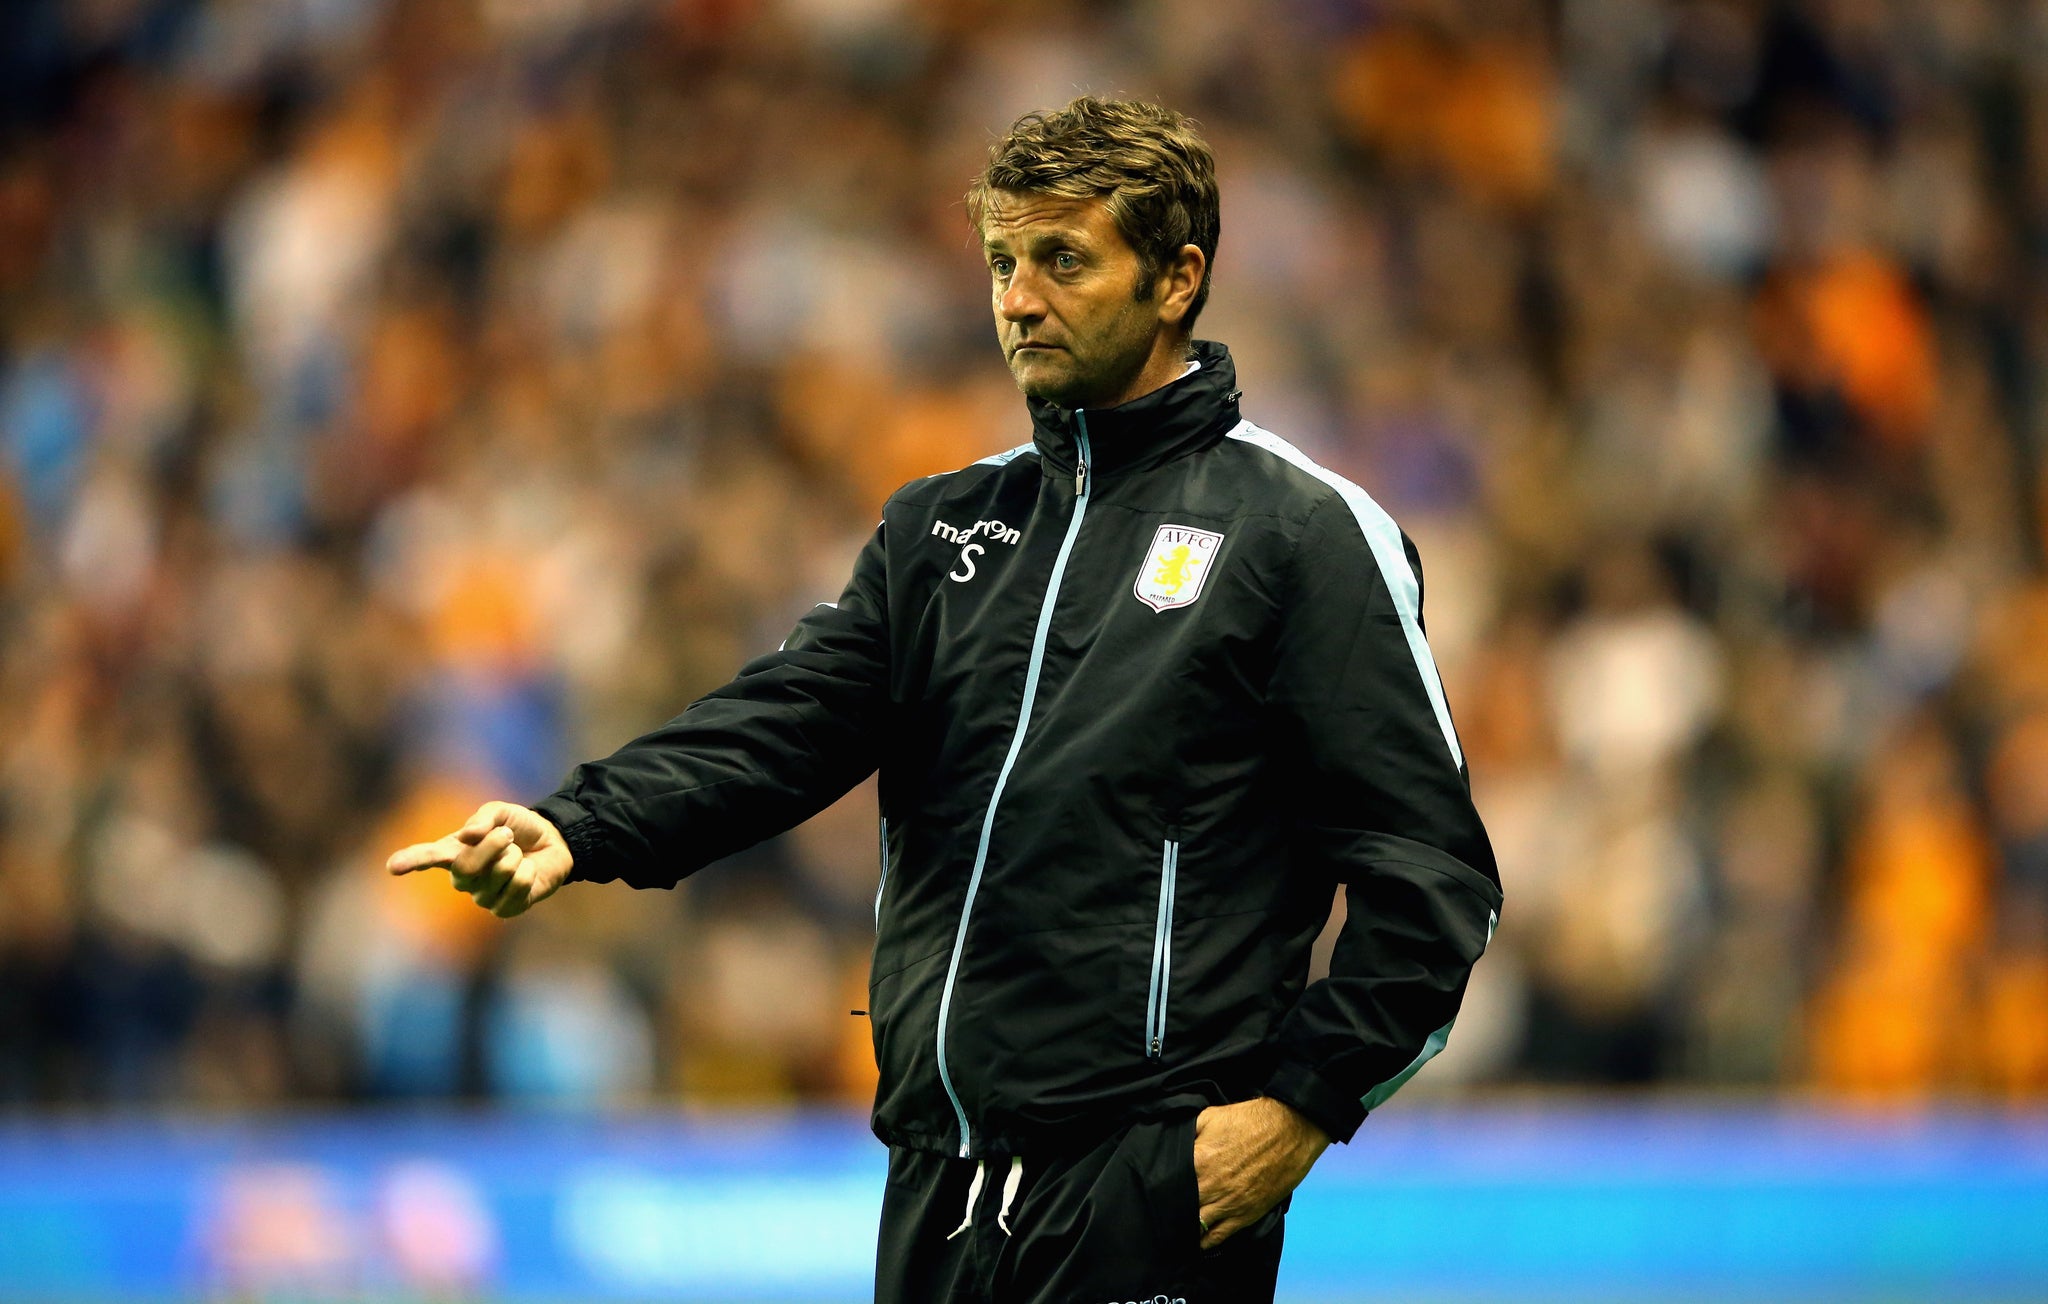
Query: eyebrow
982 227 1091 255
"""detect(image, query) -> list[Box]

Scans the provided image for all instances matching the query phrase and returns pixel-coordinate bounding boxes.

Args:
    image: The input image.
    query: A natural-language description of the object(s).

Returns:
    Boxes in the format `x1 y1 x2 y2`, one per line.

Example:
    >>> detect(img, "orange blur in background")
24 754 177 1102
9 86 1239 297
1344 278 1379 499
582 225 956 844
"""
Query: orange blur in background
1 0 2045 1115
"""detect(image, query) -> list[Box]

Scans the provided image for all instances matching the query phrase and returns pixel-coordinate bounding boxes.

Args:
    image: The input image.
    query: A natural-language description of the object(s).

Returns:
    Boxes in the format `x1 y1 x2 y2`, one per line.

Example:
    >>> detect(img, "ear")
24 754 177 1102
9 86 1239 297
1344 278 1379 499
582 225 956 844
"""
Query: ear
1155 243 1206 329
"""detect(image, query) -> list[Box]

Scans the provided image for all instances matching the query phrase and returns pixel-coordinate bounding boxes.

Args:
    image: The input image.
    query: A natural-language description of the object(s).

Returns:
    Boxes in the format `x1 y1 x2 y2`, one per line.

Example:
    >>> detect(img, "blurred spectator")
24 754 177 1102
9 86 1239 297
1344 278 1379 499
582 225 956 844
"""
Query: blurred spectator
0 0 2043 1110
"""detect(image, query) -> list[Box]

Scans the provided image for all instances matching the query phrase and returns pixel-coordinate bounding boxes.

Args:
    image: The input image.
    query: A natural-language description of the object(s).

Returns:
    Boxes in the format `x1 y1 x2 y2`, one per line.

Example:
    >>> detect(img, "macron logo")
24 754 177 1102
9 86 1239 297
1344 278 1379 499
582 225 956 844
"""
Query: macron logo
932 518 1021 546
934 518 1020 584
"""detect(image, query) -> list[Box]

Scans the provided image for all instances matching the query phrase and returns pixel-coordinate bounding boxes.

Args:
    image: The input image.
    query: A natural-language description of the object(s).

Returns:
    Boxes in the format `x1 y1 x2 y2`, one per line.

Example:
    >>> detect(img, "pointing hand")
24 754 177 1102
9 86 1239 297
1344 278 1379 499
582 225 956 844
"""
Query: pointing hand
385 801 575 919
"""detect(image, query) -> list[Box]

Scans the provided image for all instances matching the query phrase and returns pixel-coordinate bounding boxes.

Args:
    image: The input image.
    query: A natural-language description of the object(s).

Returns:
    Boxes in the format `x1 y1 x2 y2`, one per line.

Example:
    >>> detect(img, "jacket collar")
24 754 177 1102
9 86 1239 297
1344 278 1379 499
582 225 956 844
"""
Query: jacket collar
1026 339 1242 481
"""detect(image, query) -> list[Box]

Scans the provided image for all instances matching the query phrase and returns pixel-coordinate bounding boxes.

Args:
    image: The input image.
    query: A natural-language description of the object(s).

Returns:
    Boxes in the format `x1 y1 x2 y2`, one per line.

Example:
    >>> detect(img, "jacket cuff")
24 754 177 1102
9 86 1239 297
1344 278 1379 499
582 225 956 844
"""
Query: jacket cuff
529 795 614 884
1264 1058 1367 1144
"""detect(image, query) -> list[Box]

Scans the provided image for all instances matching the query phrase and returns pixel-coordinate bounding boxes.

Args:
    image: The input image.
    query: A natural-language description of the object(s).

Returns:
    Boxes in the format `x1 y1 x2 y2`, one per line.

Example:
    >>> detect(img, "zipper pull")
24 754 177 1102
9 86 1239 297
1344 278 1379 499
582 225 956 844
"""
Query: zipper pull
1149 1035 1162 1056
1074 413 1092 498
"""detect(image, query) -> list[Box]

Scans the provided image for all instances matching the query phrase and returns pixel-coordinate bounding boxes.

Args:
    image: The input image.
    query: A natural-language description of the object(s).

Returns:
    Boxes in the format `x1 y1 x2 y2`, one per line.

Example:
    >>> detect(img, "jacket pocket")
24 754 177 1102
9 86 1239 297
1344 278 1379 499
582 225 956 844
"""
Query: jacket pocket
1116 1114 1203 1265
1145 839 1179 1058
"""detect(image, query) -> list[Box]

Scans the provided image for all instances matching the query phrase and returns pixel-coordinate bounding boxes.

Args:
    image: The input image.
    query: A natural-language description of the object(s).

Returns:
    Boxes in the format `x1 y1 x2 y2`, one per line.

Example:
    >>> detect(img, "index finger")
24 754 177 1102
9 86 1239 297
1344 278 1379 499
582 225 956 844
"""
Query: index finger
386 835 463 875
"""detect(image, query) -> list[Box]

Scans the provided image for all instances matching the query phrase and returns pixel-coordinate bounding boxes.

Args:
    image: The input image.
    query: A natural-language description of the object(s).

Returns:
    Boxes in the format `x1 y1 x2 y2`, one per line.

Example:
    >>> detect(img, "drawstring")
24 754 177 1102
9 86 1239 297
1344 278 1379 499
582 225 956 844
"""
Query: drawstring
996 1154 1024 1235
944 1160 986 1240
944 1155 1027 1239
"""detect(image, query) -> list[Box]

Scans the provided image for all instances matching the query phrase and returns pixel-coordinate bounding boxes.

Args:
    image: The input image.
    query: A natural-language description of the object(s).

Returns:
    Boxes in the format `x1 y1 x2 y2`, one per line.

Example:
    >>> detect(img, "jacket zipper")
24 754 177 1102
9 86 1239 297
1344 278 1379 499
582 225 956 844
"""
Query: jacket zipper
933 415 1094 1157
873 815 888 929
1145 839 1178 1057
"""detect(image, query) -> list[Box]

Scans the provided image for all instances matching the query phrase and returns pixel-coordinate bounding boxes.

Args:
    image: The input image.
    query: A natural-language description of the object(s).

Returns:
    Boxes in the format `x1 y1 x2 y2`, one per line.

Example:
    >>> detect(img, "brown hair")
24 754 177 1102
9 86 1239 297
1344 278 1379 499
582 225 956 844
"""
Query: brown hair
968 96 1220 331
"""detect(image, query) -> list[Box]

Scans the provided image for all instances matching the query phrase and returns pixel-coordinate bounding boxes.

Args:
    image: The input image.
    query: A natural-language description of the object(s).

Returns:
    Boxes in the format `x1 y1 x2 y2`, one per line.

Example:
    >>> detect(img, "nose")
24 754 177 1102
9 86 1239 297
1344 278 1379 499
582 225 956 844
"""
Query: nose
999 267 1047 323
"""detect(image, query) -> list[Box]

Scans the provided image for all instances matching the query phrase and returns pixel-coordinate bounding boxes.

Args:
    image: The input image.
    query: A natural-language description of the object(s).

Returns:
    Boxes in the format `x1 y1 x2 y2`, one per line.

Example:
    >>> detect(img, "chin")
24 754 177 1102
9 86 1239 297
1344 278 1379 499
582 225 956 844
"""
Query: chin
1011 358 1082 404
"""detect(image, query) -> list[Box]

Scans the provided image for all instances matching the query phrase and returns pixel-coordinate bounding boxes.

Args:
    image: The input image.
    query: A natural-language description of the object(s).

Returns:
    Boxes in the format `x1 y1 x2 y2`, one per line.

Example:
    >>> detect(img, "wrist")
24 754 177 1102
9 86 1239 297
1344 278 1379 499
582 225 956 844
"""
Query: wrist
529 796 600 882
1262 1095 1331 1154
1261 1057 1365 1143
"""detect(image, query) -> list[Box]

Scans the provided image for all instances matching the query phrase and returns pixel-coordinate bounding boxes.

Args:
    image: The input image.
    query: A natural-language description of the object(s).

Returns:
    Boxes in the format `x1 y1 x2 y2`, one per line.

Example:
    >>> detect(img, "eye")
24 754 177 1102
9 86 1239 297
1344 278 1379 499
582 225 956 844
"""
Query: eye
1054 252 1080 271
990 257 1013 278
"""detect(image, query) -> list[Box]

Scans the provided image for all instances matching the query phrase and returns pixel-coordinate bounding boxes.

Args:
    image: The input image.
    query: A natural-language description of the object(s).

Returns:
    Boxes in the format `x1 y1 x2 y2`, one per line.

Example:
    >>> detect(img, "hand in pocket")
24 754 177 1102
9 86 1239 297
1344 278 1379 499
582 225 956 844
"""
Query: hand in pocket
1191 1098 1328 1250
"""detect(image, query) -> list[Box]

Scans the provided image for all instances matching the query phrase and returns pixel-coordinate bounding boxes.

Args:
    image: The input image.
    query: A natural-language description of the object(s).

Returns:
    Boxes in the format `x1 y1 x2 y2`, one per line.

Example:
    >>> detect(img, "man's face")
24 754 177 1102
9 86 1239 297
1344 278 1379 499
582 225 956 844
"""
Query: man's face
981 191 1167 408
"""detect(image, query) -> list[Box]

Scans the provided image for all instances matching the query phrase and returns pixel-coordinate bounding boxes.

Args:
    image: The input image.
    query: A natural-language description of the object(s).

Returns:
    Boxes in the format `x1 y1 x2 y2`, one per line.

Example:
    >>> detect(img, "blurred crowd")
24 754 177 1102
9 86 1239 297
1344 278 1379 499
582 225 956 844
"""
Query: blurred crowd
2 0 2046 1113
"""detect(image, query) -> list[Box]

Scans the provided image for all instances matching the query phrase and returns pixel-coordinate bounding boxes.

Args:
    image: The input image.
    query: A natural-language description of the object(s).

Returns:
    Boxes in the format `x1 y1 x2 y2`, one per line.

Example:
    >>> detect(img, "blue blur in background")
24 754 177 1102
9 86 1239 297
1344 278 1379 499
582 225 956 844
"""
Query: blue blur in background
2 1104 2044 1302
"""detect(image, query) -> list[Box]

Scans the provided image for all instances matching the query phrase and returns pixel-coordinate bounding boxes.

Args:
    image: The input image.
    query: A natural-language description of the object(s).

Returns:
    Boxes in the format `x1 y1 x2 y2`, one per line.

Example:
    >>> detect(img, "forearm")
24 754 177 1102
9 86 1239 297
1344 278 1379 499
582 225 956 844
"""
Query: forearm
1263 846 1500 1141
534 659 884 888
536 527 893 888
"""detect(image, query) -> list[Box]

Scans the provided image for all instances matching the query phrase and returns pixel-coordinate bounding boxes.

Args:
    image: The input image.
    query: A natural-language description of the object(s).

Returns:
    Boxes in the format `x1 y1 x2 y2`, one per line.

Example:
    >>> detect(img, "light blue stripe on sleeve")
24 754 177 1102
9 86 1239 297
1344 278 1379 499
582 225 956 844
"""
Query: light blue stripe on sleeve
1357 909 1499 1109
1358 1019 1453 1112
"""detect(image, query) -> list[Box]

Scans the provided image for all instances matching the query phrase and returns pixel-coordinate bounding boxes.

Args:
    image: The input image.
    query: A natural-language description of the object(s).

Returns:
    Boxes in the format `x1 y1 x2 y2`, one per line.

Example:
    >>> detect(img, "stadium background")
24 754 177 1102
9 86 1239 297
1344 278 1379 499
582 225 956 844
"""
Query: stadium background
1 0 2046 1298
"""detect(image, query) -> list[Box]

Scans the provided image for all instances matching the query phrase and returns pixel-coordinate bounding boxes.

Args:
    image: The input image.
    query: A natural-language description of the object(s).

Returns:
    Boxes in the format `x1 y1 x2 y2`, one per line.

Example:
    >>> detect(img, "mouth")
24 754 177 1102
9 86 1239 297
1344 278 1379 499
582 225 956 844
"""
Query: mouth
1011 342 1063 355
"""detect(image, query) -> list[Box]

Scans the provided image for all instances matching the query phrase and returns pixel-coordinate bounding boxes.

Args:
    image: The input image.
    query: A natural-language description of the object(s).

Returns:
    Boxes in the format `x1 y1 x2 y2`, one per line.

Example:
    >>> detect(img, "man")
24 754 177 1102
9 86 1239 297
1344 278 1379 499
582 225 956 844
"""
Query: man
389 96 1499 1302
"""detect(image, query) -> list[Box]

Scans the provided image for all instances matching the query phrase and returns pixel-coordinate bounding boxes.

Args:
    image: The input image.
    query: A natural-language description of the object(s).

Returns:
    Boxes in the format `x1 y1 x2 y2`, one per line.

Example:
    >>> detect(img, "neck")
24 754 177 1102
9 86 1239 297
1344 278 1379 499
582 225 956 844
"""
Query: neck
1090 334 1191 409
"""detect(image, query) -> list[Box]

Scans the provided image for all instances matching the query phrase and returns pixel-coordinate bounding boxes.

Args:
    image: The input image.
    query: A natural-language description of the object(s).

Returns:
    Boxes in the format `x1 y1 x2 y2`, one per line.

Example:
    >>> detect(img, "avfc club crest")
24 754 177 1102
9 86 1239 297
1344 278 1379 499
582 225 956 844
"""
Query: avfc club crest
1133 524 1224 612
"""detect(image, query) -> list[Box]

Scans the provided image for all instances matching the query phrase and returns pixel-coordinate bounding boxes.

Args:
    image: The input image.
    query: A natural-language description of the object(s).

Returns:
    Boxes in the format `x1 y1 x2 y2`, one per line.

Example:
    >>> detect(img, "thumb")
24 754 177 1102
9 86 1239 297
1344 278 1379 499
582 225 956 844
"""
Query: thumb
504 804 562 851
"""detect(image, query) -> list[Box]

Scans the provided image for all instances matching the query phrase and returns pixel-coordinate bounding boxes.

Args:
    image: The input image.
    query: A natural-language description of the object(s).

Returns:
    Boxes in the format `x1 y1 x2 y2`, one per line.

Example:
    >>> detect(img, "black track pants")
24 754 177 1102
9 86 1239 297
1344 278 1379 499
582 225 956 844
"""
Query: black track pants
874 1115 1287 1304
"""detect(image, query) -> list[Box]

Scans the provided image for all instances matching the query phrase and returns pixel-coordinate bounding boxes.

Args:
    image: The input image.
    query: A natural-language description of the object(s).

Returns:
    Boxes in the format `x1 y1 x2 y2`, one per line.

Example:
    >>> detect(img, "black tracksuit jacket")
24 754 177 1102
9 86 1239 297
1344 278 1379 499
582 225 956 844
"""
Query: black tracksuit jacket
532 340 1501 1158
